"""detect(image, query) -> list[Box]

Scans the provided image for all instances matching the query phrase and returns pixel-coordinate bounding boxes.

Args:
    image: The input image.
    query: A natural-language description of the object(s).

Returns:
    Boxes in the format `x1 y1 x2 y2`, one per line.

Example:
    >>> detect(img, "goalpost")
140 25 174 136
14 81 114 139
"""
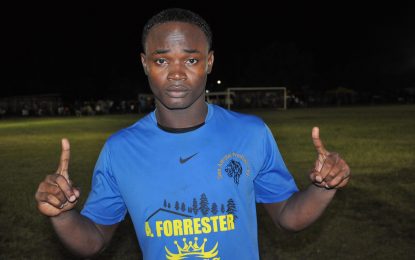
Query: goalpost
225 87 287 110
205 91 234 107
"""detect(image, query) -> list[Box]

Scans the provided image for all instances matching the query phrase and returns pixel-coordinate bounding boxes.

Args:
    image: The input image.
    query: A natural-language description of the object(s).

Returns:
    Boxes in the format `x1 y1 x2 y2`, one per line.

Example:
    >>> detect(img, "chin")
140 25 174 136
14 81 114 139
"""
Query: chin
158 99 192 110
156 92 205 111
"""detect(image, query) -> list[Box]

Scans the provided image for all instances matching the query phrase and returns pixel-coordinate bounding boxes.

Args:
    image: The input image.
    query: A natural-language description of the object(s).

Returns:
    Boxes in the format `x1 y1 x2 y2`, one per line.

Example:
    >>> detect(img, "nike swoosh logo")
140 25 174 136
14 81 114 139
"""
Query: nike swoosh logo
179 153 198 164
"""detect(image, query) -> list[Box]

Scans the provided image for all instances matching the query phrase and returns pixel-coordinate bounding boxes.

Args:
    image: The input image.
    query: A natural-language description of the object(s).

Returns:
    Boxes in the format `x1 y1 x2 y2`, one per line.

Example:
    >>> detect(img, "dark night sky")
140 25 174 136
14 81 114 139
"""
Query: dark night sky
3 1 415 99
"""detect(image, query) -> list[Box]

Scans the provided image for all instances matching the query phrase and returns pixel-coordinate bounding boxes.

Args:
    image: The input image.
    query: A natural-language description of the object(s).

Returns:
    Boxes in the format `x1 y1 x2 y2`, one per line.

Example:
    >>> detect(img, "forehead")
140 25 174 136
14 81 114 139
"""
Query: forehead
145 22 208 52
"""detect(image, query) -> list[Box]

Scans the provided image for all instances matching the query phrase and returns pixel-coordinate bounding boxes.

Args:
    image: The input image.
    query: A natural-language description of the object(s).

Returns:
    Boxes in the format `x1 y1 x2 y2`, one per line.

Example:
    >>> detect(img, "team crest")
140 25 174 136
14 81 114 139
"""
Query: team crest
217 152 250 185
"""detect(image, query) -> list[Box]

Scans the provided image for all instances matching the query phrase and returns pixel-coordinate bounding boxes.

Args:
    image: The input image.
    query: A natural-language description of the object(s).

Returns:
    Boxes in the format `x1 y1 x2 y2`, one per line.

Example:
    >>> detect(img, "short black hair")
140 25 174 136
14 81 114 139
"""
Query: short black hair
142 8 212 51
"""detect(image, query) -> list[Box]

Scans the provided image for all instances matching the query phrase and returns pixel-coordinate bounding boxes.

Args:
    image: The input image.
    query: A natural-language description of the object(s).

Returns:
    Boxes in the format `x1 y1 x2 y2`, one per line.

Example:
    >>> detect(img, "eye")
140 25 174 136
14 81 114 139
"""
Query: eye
186 58 198 65
155 58 167 65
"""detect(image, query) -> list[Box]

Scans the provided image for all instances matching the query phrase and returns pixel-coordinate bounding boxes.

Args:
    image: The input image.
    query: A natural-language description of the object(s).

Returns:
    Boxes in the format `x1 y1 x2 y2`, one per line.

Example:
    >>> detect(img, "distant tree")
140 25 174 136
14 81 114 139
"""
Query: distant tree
192 198 199 215
168 202 171 209
188 207 193 213
181 202 186 212
226 198 237 219
175 201 180 211
211 203 218 215
200 193 209 216
163 199 167 208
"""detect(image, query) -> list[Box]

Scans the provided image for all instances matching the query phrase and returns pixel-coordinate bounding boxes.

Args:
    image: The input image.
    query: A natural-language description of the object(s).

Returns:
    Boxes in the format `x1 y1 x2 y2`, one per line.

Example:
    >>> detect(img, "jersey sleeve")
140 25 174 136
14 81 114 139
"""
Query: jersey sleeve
254 124 299 203
80 142 127 225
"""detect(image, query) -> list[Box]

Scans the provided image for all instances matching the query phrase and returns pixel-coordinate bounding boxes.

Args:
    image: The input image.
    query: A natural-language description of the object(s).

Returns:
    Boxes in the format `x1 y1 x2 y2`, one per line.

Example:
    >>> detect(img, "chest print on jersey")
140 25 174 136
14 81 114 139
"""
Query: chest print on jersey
217 152 250 185
144 193 237 260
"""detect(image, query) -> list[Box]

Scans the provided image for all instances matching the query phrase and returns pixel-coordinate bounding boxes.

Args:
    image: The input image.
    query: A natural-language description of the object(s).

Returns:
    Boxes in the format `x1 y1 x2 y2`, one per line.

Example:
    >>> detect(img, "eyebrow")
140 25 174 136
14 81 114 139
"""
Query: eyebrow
151 48 201 55
183 49 201 54
152 49 169 55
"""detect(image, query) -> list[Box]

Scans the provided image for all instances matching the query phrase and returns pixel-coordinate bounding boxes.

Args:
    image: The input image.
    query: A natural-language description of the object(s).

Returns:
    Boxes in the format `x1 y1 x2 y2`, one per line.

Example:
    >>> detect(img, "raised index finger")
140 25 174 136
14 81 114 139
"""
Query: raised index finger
312 127 329 156
57 138 70 180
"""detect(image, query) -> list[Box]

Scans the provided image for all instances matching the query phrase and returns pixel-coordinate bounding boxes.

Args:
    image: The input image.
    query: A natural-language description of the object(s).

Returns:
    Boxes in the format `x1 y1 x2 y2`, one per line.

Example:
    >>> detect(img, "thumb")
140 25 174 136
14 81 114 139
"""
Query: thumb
312 126 329 156
56 138 71 180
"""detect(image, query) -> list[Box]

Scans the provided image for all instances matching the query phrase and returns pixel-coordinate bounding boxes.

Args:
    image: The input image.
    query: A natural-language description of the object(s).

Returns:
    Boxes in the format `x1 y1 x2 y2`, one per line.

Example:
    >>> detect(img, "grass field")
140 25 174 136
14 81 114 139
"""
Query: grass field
1 105 414 259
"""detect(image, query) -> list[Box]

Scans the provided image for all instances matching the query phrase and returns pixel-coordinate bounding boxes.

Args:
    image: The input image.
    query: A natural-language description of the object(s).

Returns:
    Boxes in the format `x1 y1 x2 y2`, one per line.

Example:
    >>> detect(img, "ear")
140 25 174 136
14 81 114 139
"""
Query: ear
140 53 148 75
207 51 214 74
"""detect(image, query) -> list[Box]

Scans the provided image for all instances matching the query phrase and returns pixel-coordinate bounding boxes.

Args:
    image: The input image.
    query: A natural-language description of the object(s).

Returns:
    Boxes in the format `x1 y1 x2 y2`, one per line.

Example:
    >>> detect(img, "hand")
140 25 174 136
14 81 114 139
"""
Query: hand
310 127 350 189
35 138 80 217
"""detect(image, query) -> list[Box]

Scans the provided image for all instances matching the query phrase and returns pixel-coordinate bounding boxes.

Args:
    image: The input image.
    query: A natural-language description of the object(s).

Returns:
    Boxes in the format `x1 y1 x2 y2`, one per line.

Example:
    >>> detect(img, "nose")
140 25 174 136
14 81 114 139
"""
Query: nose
167 62 187 81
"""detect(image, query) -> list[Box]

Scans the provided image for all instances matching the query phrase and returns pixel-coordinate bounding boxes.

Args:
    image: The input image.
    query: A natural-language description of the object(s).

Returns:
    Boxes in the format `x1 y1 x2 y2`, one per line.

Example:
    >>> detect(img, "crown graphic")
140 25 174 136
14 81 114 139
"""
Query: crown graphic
165 237 219 259
175 237 206 254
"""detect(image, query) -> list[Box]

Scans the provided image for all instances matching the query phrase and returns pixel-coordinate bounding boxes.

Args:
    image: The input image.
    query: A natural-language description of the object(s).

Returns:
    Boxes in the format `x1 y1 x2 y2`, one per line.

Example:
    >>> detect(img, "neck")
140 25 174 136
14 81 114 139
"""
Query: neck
155 100 208 129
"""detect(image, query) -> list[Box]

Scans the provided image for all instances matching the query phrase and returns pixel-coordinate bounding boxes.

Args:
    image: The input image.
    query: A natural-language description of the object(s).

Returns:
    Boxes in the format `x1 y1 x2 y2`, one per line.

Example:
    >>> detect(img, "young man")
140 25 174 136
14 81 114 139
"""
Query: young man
35 8 350 259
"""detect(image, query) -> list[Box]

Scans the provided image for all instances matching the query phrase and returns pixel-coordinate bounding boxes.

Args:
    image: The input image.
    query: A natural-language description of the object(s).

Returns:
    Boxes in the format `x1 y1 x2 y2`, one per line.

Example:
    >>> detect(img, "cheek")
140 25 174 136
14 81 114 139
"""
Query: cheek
191 71 208 85
147 69 166 84
188 67 208 81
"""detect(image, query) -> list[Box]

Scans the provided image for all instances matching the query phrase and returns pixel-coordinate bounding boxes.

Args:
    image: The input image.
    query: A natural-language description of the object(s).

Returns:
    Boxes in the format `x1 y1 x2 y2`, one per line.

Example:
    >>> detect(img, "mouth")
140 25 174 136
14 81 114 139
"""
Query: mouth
165 85 189 98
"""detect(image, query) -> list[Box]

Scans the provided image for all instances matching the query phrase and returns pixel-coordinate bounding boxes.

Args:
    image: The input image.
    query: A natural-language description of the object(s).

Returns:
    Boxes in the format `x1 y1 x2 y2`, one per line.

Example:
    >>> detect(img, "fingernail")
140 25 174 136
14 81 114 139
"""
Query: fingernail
69 195 76 202
316 176 322 182
325 184 330 189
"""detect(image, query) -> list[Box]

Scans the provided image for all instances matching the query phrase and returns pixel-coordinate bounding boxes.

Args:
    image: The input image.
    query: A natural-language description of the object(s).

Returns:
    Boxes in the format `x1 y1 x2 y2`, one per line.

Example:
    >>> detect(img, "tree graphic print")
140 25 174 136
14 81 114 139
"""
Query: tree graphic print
192 198 198 215
160 196 234 218
211 203 218 215
226 198 238 219
199 193 209 216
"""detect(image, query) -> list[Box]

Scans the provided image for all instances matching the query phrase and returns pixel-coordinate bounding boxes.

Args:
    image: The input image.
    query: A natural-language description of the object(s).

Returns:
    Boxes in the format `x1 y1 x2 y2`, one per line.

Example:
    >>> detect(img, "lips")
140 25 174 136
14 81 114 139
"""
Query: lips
166 85 189 98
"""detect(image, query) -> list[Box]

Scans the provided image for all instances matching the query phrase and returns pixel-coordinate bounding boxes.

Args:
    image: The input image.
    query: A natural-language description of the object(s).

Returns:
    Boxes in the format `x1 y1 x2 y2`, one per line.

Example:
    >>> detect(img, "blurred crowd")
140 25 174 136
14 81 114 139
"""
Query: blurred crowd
0 96 155 118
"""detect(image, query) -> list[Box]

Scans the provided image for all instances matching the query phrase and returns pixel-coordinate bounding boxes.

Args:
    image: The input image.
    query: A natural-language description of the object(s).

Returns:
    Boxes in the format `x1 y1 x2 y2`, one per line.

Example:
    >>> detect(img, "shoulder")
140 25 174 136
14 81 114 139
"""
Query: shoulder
210 104 267 131
105 112 155 148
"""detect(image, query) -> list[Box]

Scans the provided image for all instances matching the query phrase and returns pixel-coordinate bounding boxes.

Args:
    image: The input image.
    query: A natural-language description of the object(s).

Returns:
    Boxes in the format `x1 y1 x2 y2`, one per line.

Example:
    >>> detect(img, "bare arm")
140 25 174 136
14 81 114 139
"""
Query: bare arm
263 127 350 232
35 139 118 257
263 185 336 231
50 210 118 257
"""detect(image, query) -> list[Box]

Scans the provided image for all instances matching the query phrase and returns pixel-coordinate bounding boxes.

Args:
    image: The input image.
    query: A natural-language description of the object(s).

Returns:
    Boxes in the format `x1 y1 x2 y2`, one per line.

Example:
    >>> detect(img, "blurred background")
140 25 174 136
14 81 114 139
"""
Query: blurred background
1 1 414 259
2 0 415 117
